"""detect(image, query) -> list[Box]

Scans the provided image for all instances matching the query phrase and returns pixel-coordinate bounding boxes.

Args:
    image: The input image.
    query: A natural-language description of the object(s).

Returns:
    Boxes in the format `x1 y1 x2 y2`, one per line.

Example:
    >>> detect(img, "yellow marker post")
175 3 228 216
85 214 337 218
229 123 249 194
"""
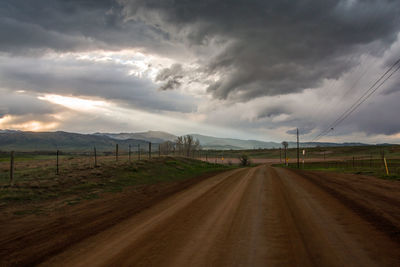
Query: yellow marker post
384 157 389 175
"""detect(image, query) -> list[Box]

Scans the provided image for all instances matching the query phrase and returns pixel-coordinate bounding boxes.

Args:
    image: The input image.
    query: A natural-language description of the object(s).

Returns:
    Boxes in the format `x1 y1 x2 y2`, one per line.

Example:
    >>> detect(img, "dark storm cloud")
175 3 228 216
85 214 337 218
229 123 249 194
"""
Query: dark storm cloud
3 0 399 102
156 64 184 90
121 0 400 100
286 127 313 135
0 0 175 55
257 105 291 119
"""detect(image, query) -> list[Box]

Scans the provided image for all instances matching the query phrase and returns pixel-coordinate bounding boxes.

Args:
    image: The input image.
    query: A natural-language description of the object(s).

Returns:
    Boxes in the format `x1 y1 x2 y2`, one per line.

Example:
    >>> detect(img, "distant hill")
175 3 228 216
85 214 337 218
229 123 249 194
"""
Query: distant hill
190 134 280 150
190 134 370 150
98 132 281 149
0 130 374 152
0 131 149 152
288 141 369 148
95 131 177 143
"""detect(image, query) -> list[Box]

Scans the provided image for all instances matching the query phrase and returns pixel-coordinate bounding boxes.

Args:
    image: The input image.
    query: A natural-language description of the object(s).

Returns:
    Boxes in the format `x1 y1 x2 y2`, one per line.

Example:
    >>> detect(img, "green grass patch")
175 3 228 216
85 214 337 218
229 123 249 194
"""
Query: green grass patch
205 144 400 160
0 157 236 205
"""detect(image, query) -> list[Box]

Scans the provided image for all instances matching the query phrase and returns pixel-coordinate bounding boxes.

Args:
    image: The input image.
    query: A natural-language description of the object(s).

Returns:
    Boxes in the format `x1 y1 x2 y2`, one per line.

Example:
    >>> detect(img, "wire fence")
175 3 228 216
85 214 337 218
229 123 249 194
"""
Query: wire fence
288 156 400 177
2 145 399 186
0 145 237 186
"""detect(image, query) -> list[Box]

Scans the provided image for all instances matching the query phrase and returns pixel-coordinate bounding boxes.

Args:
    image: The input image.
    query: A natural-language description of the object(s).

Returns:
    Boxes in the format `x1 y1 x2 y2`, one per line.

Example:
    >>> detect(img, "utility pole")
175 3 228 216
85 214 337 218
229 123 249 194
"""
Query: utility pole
9 151 14 186
297 128 300 168
280 147 282 163
282 141 288 166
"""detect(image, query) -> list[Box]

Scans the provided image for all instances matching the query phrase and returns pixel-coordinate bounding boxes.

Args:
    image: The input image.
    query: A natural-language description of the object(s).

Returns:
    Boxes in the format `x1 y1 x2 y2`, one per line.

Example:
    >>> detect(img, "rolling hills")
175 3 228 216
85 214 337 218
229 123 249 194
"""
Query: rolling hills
0 130 371 151
0 130 149 152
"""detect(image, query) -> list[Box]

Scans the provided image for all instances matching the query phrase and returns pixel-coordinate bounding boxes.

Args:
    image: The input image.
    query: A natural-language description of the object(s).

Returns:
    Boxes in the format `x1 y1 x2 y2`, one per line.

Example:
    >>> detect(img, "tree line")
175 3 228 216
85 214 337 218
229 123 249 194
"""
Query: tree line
159 135 201 156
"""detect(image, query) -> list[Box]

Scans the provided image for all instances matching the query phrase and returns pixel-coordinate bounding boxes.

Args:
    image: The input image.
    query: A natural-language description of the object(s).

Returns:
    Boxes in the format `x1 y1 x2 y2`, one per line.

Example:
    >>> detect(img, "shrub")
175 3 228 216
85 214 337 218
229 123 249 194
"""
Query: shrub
239 154 250 166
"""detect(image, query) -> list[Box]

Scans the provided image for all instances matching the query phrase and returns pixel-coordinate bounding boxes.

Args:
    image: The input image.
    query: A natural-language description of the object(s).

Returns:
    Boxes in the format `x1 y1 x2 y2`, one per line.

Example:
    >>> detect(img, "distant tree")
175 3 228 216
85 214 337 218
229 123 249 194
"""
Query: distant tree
184 135 193 157
175 135 201 157
282 141 288 148
194 138 200 151
160 141 175 155
176 136 184 155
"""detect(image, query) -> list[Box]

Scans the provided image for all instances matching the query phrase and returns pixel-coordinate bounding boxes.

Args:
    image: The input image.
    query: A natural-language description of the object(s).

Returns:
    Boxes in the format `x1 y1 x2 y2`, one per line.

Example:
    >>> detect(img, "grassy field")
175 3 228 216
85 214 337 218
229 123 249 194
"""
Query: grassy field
204 144 400 160
278 158 400 180
0 156 235 211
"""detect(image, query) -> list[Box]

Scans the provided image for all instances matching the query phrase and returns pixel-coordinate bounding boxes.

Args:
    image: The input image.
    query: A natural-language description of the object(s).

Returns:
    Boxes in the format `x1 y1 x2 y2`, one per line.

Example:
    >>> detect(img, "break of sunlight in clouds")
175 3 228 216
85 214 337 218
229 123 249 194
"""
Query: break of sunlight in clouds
38 94 111 112
0 115 59 132
71 49 175 80
36 93 251 140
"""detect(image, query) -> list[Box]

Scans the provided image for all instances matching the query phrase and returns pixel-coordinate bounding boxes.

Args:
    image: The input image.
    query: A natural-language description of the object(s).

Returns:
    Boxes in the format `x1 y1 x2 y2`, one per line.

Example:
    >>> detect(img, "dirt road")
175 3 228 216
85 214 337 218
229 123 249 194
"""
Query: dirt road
40 165 399 267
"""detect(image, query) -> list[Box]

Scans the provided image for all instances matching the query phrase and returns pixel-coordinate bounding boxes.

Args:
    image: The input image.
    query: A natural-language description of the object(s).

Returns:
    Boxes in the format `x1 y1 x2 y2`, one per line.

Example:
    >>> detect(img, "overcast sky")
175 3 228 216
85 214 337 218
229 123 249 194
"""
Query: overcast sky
0 0 400 143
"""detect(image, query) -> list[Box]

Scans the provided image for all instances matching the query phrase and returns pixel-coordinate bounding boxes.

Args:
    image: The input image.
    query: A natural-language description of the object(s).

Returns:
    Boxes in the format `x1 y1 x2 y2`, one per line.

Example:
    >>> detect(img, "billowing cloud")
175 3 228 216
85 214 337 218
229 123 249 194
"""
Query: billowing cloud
121 0 400 100
0 0 399 143
0 53 197 113
156 64 184 90
0 0 184 57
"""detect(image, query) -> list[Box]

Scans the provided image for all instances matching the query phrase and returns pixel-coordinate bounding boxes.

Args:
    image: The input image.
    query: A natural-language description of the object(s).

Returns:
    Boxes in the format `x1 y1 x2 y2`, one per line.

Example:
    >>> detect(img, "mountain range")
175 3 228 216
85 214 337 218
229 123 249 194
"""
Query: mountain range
0 130 148 152
0 130 371 152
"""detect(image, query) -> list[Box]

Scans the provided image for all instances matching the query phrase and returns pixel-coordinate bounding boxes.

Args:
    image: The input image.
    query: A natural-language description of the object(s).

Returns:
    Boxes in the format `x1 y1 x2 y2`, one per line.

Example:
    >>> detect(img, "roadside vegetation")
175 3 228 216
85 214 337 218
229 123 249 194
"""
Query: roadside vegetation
276 158 400 180
206 144 400 160
0 156 235 214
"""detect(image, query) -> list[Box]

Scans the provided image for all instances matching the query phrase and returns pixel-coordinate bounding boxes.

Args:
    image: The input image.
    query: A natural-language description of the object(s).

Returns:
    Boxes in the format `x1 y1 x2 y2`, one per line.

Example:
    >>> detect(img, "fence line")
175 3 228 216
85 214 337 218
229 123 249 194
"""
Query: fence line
0 143 213 186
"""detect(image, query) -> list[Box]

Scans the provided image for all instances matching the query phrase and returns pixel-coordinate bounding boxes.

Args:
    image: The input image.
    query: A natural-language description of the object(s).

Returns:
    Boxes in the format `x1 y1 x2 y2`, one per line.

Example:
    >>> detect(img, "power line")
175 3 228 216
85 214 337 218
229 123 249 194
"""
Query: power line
313 59 400 141
311 57 400 142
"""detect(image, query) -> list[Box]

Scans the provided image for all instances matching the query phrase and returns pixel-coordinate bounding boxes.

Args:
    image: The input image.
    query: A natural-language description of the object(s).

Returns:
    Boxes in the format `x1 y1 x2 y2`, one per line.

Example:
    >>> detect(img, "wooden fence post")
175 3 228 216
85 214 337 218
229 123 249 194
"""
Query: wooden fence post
116 144 119 162
159 144 161 157
9 151 14 186
138 144 141 160
149 142 152 159
94 147 97 167
129 144 131 162
56 150 59 175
